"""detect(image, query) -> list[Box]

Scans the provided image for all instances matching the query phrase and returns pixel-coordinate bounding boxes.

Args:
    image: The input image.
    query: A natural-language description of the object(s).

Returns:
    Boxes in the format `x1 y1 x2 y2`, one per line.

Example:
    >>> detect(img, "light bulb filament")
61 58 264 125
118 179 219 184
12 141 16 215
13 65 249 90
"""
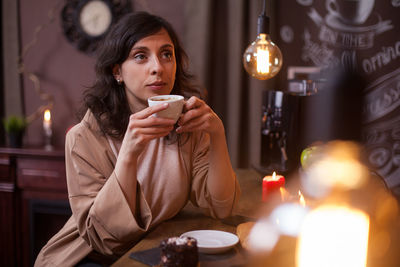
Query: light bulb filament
257 47 269 74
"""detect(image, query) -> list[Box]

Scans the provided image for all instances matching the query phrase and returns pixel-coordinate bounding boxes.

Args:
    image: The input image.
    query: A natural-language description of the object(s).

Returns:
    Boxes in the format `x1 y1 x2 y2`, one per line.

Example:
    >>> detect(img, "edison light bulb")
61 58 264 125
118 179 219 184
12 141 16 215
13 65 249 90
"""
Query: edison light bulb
243 33 283 80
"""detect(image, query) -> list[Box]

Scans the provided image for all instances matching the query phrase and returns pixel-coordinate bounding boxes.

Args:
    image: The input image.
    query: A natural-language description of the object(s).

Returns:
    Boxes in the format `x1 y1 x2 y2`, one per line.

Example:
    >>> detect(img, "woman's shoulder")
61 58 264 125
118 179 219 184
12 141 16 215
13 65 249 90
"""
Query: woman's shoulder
66 110 105 147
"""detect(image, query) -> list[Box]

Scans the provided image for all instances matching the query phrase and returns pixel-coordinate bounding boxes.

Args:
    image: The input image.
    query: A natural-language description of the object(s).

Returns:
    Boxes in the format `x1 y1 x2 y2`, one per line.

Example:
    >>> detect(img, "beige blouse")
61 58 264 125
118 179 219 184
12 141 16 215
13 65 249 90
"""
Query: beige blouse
34 110 240 266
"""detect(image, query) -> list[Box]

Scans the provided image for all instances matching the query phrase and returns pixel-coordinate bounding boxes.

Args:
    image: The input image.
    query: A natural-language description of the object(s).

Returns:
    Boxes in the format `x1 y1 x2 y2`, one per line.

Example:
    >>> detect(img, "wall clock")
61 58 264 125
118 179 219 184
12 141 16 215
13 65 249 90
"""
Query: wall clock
61 0 132 55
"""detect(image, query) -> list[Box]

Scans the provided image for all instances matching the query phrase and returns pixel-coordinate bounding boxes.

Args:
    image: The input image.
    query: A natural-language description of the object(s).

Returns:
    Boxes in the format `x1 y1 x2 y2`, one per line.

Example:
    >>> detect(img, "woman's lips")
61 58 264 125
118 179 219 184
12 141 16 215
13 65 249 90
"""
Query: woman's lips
147 81 166 90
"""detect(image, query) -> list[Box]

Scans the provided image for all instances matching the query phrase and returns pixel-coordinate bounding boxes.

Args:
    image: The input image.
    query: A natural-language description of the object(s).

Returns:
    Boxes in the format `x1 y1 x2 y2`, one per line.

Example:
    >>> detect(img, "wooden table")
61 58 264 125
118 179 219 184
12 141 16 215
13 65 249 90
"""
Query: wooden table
113 167 400 267
112 168 264 267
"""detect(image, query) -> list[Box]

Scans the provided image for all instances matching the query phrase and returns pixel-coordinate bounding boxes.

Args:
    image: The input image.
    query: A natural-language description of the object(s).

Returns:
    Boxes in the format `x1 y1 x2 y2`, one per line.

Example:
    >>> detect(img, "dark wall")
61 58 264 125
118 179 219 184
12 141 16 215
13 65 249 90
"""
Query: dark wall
18 0 185 148
274 0 400 187
0 2 4 146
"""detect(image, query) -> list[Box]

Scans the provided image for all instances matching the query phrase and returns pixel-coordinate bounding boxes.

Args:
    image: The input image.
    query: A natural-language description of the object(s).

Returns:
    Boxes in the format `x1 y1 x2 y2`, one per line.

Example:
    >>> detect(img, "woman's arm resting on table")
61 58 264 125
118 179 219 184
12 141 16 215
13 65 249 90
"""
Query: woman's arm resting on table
177 97 239 217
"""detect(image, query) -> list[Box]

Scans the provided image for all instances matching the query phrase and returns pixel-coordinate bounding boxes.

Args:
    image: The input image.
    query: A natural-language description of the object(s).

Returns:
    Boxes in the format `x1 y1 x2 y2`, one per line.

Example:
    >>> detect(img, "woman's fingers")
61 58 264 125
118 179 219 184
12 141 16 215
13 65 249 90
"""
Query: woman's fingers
183 96 203 112
176 119 204 133
178 96 223 134
133 103 169 119
179 100 208 125
130 112 175 128
131 125 174 135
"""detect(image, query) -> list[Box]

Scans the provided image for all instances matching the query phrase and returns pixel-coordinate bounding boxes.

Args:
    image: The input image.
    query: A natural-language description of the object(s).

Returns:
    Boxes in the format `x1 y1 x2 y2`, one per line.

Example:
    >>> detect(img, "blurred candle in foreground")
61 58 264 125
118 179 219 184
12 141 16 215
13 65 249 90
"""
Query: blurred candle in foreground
296 205 370 267
298 191 306 207
262 172 285 202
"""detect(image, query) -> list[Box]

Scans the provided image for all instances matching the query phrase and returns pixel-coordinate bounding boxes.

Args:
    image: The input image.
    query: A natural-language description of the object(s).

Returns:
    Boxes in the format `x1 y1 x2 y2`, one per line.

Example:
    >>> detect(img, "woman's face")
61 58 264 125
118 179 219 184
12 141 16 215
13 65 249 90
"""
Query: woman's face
114 28 177 112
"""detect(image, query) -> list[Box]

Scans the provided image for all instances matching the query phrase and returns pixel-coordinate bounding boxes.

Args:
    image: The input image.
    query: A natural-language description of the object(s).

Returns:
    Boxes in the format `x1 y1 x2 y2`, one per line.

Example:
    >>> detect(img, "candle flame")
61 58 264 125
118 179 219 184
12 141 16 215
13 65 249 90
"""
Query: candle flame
298 191 306 206
272 171 277 180
280 187 290 201
44 109 51 122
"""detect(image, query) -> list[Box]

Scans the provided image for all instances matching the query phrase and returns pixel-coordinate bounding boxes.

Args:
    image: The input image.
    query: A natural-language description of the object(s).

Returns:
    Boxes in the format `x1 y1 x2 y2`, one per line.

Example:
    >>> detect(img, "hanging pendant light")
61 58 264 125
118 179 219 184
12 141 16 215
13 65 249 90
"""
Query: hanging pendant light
243 0 283 80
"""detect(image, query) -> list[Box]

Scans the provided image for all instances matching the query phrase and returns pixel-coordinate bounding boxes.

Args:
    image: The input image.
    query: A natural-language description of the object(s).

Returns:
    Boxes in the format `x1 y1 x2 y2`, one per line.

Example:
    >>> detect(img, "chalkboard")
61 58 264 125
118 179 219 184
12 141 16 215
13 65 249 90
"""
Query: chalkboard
275 0 400 187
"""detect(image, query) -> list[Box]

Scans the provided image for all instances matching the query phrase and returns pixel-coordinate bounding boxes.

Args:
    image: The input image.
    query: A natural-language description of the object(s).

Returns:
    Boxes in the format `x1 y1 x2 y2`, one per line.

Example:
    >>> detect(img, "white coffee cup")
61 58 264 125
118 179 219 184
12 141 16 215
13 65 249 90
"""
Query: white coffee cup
326 0 375 25
147 95 185 123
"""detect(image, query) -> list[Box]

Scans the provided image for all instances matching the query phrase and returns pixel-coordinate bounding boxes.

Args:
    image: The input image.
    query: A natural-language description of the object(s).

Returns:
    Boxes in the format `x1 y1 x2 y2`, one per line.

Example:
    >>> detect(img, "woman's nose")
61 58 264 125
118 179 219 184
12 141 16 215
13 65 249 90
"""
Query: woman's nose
150 56 163 75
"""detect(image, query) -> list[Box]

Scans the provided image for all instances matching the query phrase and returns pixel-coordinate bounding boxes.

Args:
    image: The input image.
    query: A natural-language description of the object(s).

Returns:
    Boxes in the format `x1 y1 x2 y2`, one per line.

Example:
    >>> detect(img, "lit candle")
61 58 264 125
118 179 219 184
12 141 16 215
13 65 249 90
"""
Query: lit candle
262 172 285 202
296 205 369 267
298 190 306 207
43 109 52 137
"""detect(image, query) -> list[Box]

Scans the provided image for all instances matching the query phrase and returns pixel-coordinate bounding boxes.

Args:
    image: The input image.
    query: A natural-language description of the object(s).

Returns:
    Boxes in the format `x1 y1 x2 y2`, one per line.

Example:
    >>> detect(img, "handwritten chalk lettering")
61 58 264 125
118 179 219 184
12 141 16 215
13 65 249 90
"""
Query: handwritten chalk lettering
365 86 400 118
339 31 374 49
302 30 339 67
363 41 400 74
362 115 400 186
297 0 313 6
368 147 390 169
280 25 294 43
319 25 338 45
393 142 400 167
392 127 400 140
363 130 396 174
318 25 374 49
363 129 386 145
341 50 357 70
367 146 393 178
364 79 400 122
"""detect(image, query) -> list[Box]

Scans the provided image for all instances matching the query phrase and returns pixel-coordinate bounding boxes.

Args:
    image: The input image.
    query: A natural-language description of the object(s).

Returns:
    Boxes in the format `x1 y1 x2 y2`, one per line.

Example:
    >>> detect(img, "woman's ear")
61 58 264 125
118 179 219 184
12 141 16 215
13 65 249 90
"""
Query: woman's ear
112 65 122 81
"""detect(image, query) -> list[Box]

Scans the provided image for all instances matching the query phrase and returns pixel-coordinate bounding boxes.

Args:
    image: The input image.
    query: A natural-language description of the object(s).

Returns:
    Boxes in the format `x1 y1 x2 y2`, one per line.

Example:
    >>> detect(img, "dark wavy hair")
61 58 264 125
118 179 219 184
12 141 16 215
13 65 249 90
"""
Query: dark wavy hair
81 11 204 139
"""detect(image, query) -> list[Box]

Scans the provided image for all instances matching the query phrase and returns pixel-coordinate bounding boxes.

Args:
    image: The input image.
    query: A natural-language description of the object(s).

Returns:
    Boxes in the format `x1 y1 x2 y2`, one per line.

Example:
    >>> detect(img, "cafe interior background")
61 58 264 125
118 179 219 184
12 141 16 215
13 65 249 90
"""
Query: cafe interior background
1 0 400 266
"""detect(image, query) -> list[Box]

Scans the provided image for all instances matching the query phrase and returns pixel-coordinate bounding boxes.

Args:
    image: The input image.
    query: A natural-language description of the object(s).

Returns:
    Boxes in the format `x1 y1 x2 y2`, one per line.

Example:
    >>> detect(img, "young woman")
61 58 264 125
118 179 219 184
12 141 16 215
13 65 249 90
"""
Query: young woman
35 11 240 266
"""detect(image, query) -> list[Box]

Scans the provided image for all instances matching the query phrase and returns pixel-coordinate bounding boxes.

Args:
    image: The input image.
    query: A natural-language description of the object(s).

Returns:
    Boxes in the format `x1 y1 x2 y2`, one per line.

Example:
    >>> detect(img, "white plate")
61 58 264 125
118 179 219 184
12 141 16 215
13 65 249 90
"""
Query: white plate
180 230 239 254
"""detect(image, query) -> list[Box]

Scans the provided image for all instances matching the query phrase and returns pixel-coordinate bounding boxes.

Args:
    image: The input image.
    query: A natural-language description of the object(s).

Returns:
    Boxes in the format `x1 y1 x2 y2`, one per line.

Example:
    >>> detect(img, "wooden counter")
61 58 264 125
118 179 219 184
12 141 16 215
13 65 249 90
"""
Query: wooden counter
0 147 70 267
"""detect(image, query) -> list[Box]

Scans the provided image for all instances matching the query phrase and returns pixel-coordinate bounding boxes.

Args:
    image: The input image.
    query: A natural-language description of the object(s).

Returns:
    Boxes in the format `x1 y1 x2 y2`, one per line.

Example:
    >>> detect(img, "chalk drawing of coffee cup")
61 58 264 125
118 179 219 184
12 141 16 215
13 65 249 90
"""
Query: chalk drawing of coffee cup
326 0 375 25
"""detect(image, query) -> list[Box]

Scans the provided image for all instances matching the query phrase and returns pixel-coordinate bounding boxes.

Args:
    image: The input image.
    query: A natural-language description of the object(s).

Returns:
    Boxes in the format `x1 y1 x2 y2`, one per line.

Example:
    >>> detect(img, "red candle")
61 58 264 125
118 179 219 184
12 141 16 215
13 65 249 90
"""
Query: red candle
262 172 285 202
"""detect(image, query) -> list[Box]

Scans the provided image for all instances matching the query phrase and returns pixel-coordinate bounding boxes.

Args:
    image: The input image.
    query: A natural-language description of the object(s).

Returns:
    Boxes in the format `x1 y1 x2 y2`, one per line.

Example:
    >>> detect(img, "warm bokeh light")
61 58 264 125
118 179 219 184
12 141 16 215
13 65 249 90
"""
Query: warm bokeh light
247 218 280 252
280 187 290 202
296 205 370 267
308 158 367 188
298 191 306 207
269 203 309 237
301 141 369 198
44 109 51 122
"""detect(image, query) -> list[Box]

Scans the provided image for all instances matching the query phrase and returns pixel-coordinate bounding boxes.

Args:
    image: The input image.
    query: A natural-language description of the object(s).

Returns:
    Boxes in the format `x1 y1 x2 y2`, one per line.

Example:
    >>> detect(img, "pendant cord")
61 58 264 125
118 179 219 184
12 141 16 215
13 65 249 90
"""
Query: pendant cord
257 0 270 35
262 0 267 16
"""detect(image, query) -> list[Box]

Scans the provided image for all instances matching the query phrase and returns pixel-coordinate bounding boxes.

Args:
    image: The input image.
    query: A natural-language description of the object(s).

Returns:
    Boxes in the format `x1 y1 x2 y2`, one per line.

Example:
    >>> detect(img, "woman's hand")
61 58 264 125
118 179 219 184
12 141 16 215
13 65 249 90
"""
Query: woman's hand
176 96 224 136
119 103 176 161
115 104 174 214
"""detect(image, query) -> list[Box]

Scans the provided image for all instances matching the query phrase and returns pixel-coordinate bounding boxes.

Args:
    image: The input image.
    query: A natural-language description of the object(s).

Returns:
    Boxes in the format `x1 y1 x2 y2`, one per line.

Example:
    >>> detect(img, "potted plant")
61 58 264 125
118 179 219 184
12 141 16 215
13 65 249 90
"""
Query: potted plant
2 115 27 148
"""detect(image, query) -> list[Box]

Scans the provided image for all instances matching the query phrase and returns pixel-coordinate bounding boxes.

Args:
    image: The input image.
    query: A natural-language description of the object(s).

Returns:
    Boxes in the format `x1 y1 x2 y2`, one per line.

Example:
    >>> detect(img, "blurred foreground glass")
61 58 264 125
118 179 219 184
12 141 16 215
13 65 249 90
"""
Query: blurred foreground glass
296 205 369 267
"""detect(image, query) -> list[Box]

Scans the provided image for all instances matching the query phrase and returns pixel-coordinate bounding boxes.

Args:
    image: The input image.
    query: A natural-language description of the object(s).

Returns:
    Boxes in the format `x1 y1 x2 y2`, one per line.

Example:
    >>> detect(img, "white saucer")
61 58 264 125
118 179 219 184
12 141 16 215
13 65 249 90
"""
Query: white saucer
180 230 239 254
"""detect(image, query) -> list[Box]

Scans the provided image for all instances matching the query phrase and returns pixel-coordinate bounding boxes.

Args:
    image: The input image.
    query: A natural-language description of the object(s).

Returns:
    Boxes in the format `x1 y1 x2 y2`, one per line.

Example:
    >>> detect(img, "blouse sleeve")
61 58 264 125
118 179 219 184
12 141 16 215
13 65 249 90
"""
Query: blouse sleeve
189 132 240 219
65 125 152 256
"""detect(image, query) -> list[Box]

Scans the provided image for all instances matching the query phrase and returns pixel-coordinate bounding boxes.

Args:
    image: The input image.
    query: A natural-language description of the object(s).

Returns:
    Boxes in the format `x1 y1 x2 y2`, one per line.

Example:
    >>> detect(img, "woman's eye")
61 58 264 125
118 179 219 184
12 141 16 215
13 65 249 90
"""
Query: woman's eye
162 51 173 60
133 53 146 61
